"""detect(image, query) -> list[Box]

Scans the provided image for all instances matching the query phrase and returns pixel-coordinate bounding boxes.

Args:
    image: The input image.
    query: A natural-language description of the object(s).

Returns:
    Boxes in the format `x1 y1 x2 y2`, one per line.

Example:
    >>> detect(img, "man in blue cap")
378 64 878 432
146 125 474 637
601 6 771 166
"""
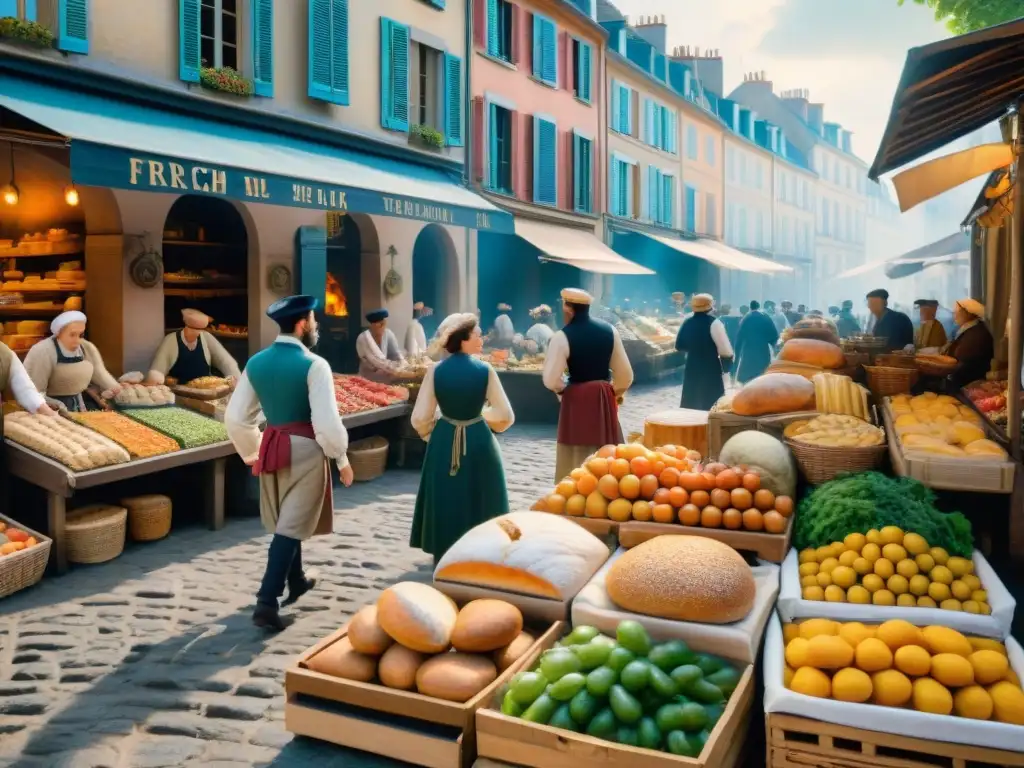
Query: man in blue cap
225 294 353 630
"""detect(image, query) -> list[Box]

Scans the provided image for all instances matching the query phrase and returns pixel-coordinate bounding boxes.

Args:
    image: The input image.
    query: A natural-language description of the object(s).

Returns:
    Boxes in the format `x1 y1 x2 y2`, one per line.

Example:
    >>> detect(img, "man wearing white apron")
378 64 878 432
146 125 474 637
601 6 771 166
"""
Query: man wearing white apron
356 308 405 382
405 302 429 357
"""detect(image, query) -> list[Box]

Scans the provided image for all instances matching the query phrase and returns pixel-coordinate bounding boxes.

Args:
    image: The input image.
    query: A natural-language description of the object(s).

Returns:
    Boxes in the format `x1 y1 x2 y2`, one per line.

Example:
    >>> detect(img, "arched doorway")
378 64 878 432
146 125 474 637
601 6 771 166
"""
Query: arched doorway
322 212 380 373
412 224 459 338
161 195 249 362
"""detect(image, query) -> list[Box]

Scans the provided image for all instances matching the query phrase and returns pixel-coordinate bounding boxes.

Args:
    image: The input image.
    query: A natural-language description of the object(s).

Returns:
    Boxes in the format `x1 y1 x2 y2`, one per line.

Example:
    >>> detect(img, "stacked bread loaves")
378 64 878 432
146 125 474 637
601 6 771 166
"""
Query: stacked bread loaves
305 582 536 702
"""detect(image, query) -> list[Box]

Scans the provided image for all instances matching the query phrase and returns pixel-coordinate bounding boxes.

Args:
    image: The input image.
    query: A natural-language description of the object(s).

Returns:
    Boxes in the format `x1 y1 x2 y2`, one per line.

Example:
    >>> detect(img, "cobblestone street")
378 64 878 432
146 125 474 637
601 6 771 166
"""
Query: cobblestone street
0 382 681 767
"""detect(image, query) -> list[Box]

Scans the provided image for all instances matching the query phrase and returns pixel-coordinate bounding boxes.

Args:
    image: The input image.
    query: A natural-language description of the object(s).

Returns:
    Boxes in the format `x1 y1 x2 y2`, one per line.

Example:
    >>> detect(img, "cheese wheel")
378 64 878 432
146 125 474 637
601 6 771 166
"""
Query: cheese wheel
415 653 497 702
606 536 756 624
348 605 395 655
305 637 377 682
378 643 427 690
376 582 458 654
493 631 537 672
450 599 523 653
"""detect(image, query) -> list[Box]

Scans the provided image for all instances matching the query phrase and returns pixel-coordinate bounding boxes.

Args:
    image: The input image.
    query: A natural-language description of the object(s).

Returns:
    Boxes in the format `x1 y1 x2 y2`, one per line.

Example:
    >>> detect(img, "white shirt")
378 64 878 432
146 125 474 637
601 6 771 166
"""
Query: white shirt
709 317 735 358
5 350 45 413
493 314 515 343
410 359 515 439
542 326 634 395
526 323 554 350
404 319 427 357
224 335 350 469
356 328 404 370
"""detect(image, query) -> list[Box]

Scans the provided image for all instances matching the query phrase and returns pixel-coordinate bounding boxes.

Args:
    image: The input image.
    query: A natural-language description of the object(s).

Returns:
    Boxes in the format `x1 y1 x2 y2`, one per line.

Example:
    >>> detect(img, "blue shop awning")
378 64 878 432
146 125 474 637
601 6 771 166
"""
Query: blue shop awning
0 75 512 233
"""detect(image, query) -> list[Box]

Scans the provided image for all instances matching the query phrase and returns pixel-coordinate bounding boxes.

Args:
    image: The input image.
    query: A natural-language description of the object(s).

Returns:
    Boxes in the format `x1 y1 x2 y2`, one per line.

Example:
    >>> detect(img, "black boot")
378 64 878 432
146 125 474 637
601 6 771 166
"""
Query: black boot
254 534 299 631
283 542 316 607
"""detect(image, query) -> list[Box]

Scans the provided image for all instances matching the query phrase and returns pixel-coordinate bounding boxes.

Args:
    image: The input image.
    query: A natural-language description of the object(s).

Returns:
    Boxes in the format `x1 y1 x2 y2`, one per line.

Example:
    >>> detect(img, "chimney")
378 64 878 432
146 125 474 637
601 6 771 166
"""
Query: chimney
823 122 840 146
633 13 667 54
671 45 723 96
806 102 824 135
841 129 853 154
743 70 773 92
780 88 809 121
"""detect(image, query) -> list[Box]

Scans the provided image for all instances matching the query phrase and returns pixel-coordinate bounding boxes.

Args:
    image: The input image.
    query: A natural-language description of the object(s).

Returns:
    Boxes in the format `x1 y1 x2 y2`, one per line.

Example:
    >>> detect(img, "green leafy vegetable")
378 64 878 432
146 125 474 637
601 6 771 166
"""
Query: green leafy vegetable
794 471 973 556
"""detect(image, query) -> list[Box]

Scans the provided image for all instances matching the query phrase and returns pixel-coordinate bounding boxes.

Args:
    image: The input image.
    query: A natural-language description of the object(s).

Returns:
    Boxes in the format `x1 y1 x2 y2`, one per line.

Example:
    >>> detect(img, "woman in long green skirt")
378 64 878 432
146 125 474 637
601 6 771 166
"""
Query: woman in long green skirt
409 313 515 562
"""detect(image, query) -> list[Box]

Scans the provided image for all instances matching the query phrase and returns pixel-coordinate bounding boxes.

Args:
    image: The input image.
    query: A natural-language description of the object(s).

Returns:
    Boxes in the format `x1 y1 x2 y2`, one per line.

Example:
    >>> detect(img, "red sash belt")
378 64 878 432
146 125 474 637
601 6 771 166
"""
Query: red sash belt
253 421 316 476
557 381 623 446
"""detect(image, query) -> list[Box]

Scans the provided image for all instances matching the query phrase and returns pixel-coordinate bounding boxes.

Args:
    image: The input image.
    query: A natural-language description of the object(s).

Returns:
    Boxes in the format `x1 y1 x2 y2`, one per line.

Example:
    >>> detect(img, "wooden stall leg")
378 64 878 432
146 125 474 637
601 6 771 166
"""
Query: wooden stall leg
48 492 68 575
204 458 226 530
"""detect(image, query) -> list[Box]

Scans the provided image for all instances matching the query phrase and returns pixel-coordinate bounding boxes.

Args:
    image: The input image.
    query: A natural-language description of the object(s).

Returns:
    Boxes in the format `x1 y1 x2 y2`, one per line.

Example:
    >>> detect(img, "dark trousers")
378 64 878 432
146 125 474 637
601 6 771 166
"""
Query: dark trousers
256 534 305 609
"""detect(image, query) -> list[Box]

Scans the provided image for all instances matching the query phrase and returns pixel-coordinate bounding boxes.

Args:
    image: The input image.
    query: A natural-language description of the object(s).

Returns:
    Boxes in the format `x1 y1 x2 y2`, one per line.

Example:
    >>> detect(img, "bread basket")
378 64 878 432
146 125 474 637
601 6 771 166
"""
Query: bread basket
915 354 958 377
0 514 52 598
864 365 919 398
121 494 172 542
786 439 888 485
65 504 127 564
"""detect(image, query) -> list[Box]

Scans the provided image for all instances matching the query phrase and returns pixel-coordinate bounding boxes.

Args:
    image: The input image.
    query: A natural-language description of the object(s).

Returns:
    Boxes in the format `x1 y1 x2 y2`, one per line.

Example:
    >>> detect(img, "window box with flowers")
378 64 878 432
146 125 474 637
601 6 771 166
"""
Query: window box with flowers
0 17 55 48
409 124 445 151
199 66 254 97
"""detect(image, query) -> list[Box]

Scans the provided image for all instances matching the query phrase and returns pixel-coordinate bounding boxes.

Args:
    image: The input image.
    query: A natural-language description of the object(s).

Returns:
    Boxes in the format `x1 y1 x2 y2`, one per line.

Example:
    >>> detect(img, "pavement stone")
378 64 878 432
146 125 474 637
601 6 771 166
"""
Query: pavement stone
0 381 680 766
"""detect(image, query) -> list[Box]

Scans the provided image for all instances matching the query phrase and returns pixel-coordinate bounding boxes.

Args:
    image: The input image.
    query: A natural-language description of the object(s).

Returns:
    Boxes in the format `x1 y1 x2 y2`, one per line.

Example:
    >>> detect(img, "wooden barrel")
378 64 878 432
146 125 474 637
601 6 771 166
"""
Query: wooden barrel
644 408 709 457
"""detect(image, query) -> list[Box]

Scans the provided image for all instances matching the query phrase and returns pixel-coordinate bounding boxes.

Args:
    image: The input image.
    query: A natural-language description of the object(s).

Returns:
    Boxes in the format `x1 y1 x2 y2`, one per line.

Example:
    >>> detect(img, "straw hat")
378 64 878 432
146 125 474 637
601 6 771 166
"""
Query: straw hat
691 294 714 313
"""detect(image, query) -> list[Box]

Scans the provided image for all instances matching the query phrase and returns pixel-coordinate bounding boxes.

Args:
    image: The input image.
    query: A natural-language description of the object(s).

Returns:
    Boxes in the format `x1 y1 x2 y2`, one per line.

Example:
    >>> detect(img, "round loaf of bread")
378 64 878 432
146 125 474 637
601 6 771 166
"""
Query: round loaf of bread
605 536 756 624
493 631 536 671
348 605 395 655
376 582 458 654
378 643 428 690
451 599 523 653
305 637 377 682
416 653 498 702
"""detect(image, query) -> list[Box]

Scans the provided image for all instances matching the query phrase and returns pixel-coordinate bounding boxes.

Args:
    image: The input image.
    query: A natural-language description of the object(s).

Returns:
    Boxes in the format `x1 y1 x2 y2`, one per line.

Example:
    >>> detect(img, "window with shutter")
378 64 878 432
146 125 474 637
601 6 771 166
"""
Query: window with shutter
532 14 557 86
661 175 674 228
610 80 620 132
572 39 591 103
686 125 698 161
533 116 557 206
443 53 463 147
620 86 631 134
307 0 349 105
56 0 88 53
486 0 514 61
380 17 410 131
487 103 513 193
179 0 201 82
685 185 697 231
572 132 592 214
251 0 274 97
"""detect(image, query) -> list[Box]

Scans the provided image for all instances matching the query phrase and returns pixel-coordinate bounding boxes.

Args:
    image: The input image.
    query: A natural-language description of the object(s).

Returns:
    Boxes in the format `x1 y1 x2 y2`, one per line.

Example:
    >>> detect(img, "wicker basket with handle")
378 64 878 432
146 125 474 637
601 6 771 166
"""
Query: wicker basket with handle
0 513 52 598
121 494 172 542
65 504 127 564
864 365 919 398
786 439 887 485
348 436 389 482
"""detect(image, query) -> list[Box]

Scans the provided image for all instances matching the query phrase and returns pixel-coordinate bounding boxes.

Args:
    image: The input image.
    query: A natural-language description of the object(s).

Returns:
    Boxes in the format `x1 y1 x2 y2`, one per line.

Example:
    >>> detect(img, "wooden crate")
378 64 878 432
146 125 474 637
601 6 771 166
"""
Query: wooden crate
286 620 564 768
708 412 758 459
767 712 1024 768
476 628 754 768
618 519 793 563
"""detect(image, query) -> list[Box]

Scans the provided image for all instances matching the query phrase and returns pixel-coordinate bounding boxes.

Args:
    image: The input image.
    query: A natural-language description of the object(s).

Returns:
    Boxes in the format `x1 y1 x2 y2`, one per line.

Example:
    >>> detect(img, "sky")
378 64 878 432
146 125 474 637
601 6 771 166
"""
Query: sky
613 0 952 166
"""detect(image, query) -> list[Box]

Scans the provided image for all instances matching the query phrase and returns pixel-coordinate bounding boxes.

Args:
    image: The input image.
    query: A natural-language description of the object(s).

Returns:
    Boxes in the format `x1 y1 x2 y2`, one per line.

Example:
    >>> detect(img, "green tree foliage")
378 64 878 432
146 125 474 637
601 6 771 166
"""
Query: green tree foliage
897 0 1024 34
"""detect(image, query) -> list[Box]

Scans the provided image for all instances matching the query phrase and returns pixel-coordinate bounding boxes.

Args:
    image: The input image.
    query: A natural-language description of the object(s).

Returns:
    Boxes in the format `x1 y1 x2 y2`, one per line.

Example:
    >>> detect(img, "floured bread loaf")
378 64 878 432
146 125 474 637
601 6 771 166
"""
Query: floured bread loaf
434 512 610 600
376 582 458 654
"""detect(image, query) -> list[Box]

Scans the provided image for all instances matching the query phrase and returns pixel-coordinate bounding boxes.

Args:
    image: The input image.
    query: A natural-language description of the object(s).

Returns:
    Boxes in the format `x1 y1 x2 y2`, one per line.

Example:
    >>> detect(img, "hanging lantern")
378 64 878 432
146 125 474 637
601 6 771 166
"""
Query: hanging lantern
64 185 80 206
1 182 18 206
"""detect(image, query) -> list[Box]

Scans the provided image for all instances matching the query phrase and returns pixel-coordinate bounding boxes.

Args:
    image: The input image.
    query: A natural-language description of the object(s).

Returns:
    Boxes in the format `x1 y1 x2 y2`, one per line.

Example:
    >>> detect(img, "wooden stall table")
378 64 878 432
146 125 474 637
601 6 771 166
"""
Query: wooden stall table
5 439 237 575
644 408 709 456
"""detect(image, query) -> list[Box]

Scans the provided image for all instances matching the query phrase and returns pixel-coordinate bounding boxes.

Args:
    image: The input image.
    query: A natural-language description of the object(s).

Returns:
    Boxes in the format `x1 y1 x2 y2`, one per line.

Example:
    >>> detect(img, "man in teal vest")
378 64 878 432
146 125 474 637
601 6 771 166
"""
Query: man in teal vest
225 294 353 631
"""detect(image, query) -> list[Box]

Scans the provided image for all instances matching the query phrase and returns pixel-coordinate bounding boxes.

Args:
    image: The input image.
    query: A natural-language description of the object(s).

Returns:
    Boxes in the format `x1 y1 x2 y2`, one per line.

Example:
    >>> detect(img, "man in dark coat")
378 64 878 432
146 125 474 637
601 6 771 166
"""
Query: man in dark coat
675 294 734 410
946 298 994 389
866 288 914 351
781 301 802 326
719 304 741 350
734 300 779 383
835 299 861 338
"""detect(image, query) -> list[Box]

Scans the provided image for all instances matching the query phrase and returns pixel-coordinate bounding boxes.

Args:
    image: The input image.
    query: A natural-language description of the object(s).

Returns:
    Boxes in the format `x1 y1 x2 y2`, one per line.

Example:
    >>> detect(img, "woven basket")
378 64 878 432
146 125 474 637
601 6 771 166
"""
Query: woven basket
875 353 917 370
65 504 127 564
787 439 887 485
865 365 919 397
121 494 172 542
349 436 389 482
915 358 958 377
0 513 52 598
843 351 870 368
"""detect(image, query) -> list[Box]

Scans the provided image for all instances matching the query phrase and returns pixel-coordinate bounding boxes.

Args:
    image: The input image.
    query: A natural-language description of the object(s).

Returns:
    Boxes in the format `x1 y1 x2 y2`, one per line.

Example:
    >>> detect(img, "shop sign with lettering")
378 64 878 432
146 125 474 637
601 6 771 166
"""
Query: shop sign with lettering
69 143 512 233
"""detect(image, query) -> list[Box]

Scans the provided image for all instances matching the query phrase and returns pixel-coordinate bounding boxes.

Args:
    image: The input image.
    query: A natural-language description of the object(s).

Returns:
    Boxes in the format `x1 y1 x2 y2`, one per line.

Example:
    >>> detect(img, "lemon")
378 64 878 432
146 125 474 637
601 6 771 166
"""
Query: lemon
954 685 994 720
897 593 918 607
879 526 905 545
865 528 882 544
825 585 847 602
784 665 795 688
802 586 825 601
861 543 882 562
882 544 908 563
915 553 936 573
902 532 929 556
816 572 833 588
855 638 894 672
930 565 953 585
844 532 867 552
950 580 972 601
852 557 872 575
979 602 992 615
798 619 839 638
816 545 834 561
887 574 909 595
947 556 973 578
940 598 963 611
896 559 919 578
873 559 895 579
895 645 932 677
847 585 871 604
917 595 937 608
928 582 951 602
970 650 1010 685
922 626 972 657
830 541 848 558
785 637 811 667
872 589 896 606
962 574 982 591
930 546 949 566
831 566 857 589
908 574 930 596
876 620 924 651
819 557 839 574
783 623 801 644
862 574 885 592
871 669 913 707
838 550 859 568
931 653 975 687
799 562 820 577
799 548 818 564
962 600 982 614
971 589 988 603
790 667 831 698
801 574 819 588
912 677 953 715
832 668 873 703
838 622 875 647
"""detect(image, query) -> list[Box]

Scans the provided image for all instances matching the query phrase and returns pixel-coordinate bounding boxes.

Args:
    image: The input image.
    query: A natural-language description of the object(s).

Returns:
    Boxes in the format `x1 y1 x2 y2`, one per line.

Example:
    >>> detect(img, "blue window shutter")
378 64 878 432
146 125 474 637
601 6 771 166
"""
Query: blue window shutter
251 0 274 97
620 87 631 134
533 117 556 205
308 0 347 104
178 0 200 82
610 81 620 132
57 0 88 53
685 186 697 231
486 0 498 56
610 159 621 216
578 42 591 102
488 103 499 189
533 16 556 85
581 138 591 212
443 53 463 146
572 133 582 211
532 16 542 78
331 0 350 103
380 18 410 131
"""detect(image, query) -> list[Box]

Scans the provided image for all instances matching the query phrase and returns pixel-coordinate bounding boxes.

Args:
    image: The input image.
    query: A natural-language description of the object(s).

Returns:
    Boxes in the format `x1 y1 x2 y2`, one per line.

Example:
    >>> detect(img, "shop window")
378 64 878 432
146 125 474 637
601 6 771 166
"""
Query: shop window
411 42 441 132
200 0 238 71
487 103 513 194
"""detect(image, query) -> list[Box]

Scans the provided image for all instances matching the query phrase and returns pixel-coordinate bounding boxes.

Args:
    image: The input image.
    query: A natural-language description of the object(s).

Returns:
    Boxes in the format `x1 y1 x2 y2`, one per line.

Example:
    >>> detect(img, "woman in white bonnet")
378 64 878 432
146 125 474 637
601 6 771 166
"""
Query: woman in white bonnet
23 310 121 412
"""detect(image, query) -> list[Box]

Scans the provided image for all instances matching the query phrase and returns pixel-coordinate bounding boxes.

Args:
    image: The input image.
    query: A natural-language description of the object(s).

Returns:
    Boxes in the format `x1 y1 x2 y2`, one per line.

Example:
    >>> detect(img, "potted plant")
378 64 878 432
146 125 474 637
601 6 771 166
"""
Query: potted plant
0 17 55 47
409 124 445 151
199 66 254 97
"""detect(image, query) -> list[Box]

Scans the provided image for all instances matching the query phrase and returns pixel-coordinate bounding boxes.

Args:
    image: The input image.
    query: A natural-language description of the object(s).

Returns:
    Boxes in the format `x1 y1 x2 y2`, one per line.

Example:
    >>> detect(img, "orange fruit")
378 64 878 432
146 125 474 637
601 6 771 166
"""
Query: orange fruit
775 496 795 517
616 443 647 460
586 457 610 477
678 503 701 525
705 462 727 475
585 492 609 518
668 486 689 508
597 474 621 500
597 444 617 459
701 473 718 491
753 488 776 511
701 506 723 528
716 469 741 490
723 508 743 529
742 508 764 531
653 487 672 506
565 494 587 516
24 537 36 548
569 467 589 482
546 494 567 514
556 479 577 498
678 472 700 491
632 500 653 521
764 510 787 534
659 467 681 488
659 444 678 456
639 474 660 500
685 450 702 462
710 488 731 509
607 498 633 522
576 473 598 496
630 456 652 477
651 460 666 476
652 504 675 523
690 490 710 509
742 473 762 492
619 474 641 500
731 488 753 511
11 541 25 551
609 458 631 479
